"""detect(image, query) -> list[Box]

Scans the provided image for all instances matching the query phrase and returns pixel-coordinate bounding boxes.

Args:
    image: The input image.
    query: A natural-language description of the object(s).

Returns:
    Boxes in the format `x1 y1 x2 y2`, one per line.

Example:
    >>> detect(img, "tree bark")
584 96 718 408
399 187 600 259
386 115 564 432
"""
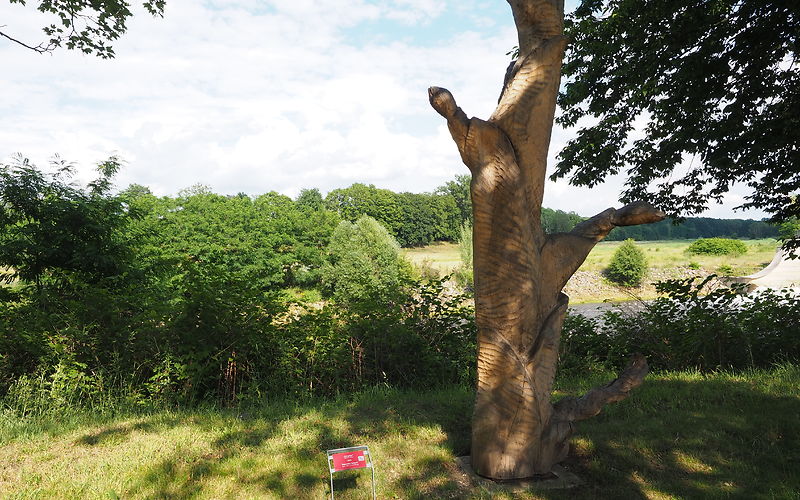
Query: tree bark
429 0 665 479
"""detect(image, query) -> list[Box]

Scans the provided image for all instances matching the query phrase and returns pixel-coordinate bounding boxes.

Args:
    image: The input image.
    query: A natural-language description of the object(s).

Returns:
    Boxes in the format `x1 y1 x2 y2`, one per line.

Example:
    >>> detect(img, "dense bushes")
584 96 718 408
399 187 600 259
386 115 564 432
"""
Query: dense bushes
605 239 648 286
0 159 476 412
687 237 748 255
1 274 476 412
560 276 800 373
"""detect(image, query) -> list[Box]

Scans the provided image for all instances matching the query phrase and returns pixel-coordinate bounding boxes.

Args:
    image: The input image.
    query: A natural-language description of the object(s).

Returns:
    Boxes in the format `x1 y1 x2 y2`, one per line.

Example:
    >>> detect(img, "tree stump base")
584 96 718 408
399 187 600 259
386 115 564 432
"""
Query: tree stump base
456 456 583 491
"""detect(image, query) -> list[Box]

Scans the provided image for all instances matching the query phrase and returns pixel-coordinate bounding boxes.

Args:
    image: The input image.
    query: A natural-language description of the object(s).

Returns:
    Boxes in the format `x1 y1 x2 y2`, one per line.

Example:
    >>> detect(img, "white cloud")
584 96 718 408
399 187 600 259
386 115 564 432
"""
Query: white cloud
1 0 767 220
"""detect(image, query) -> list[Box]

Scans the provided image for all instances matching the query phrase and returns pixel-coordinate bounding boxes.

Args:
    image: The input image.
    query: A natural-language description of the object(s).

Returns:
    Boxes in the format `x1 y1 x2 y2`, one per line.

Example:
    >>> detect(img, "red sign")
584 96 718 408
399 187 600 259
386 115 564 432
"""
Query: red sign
331 450 367 471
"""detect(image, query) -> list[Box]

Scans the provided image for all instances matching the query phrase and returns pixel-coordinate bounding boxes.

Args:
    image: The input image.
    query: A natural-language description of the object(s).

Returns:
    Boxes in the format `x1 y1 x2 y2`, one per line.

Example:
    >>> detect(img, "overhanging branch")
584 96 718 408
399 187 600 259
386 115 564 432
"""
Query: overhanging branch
0 28 54 54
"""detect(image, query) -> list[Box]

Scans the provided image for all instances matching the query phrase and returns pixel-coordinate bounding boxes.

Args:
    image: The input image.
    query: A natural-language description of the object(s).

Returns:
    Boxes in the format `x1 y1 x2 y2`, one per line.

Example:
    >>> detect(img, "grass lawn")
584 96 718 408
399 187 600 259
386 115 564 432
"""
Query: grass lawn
2 365 798 499
403 241 463 275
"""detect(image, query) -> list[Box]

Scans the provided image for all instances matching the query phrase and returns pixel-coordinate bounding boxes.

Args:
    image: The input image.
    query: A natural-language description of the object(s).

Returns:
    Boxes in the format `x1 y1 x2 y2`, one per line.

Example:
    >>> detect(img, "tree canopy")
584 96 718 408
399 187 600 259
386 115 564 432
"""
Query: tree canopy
3 0 165 57
556 0 799 246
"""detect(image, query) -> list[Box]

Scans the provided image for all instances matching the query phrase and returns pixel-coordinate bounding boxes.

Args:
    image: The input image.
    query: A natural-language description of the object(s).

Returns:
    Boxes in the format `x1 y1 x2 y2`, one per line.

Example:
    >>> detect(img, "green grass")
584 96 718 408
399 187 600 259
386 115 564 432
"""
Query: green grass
404 239 781 303
579 239 779 276
2 365 798 499
403 241 463 274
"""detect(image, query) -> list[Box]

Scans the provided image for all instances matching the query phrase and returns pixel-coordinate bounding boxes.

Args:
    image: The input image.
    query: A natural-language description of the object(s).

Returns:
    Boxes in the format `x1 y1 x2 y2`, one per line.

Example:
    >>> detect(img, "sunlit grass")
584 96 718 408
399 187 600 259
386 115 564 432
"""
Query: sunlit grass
403 239 780 278
402 241 462 274
404 240 781 304
580 239 779 275
1 365 798 499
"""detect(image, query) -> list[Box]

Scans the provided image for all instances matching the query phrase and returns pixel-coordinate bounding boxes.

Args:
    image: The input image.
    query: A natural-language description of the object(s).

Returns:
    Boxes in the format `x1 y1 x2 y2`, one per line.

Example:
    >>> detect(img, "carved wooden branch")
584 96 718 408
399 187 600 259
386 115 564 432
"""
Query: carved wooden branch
544 354 649 464
554 354 649 423
543 202 665 290
428 86 471 168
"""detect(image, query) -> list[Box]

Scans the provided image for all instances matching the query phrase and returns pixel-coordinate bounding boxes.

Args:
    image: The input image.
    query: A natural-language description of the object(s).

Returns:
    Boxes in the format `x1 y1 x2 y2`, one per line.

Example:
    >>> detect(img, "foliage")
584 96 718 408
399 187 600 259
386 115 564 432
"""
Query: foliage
541 207 583 233
687 237 748 256
454 222 474 291
558 0 799 244
604 238 647 286
778 217 800 242
0 155 134 290
4 0 166 57
321 216 411 309
457 222 472 267
325 183 403 237
393 192 460 246
434 174 472 226
607 216 778 241
295 187 324 211
561 277 800 373
277 278 476 397
325 183 460 247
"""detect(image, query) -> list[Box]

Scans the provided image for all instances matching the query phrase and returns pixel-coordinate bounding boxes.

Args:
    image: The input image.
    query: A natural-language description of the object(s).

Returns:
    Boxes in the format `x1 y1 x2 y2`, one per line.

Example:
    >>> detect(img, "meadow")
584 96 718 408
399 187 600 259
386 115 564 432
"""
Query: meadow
1 365 798 499
404 239 781 303
403 239 780 276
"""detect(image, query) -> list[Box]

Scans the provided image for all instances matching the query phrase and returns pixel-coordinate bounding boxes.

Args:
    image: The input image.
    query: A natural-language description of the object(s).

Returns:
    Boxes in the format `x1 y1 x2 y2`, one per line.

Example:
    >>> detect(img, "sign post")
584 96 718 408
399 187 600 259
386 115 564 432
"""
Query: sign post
326 445 376 500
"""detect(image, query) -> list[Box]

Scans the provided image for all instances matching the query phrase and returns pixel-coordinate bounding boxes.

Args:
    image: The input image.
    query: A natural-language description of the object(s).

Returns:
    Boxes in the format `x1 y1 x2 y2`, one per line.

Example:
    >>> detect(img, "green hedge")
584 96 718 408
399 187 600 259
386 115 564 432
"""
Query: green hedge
687 237 748 255
560 277 800 373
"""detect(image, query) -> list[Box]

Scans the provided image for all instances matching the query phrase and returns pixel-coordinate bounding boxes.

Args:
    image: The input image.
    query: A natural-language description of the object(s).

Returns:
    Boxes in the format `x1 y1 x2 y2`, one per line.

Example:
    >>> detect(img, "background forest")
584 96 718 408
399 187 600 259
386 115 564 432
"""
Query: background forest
0 156 794 412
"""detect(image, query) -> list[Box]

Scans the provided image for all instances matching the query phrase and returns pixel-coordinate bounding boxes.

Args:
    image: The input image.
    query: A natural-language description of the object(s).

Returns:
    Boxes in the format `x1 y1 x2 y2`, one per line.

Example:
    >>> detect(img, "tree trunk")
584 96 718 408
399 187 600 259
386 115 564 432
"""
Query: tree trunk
428 0 665 479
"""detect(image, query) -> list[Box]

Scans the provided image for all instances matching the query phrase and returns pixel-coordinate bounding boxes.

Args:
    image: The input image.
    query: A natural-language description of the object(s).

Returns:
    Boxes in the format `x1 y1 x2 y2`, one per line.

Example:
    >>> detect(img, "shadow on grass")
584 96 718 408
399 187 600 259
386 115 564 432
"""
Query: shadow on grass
66 371 800 499
76 418 182 446
550 375 800 500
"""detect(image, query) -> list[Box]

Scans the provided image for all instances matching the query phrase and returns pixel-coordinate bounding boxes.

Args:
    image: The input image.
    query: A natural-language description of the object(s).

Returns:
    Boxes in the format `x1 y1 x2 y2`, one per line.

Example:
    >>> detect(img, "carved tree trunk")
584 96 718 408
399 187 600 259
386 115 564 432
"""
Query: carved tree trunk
428 0 665 479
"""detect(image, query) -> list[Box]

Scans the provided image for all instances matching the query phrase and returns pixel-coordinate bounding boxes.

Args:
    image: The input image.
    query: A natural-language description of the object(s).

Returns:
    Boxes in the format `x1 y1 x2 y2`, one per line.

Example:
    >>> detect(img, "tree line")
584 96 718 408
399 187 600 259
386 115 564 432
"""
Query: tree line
325 178 778 245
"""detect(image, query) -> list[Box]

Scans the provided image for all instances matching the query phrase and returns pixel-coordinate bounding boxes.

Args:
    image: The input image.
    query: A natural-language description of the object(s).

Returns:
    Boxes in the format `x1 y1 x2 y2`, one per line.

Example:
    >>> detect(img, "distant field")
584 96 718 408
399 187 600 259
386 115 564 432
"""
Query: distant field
403 239 781 277
402 242 462 275
580 238 779 276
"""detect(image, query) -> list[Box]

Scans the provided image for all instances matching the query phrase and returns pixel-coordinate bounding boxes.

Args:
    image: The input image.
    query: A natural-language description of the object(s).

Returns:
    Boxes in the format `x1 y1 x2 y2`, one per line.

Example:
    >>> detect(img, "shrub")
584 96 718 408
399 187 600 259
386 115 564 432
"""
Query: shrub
717 264 735 276
321 216 411 310
458 222 473 267
454 222 474 292
687 237 747 256
413 259 440 281
605 239 648 287
559 277 800 373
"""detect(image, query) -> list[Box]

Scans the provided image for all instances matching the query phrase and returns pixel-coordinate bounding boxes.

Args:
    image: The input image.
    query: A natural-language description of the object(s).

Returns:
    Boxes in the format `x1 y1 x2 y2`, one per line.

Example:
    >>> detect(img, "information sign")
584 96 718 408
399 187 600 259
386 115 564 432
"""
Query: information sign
326 445 376 500
332 449 367 471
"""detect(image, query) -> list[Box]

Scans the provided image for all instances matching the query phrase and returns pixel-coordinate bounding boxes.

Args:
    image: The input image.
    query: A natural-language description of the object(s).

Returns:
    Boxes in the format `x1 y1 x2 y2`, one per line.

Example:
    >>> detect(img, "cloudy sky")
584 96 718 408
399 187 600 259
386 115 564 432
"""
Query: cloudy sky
2 0 764 219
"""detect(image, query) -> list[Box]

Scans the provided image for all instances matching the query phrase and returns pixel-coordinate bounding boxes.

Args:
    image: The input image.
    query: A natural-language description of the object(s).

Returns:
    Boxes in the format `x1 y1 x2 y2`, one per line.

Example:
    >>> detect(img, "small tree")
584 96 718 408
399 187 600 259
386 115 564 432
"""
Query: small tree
0 155 131 290
606 239 648 287
321 216 410 309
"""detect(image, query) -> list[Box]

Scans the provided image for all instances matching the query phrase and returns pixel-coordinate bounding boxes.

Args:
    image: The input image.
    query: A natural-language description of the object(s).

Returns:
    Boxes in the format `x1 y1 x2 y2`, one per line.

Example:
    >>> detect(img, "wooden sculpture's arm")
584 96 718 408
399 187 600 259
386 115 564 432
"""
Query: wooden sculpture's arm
542 202 665 290
553 354 649 423
428 86 472 169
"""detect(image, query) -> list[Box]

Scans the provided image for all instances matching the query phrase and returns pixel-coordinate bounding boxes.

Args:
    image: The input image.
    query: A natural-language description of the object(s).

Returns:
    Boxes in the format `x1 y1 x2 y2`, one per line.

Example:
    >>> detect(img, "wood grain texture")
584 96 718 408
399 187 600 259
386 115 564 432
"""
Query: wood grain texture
428 0 663 479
